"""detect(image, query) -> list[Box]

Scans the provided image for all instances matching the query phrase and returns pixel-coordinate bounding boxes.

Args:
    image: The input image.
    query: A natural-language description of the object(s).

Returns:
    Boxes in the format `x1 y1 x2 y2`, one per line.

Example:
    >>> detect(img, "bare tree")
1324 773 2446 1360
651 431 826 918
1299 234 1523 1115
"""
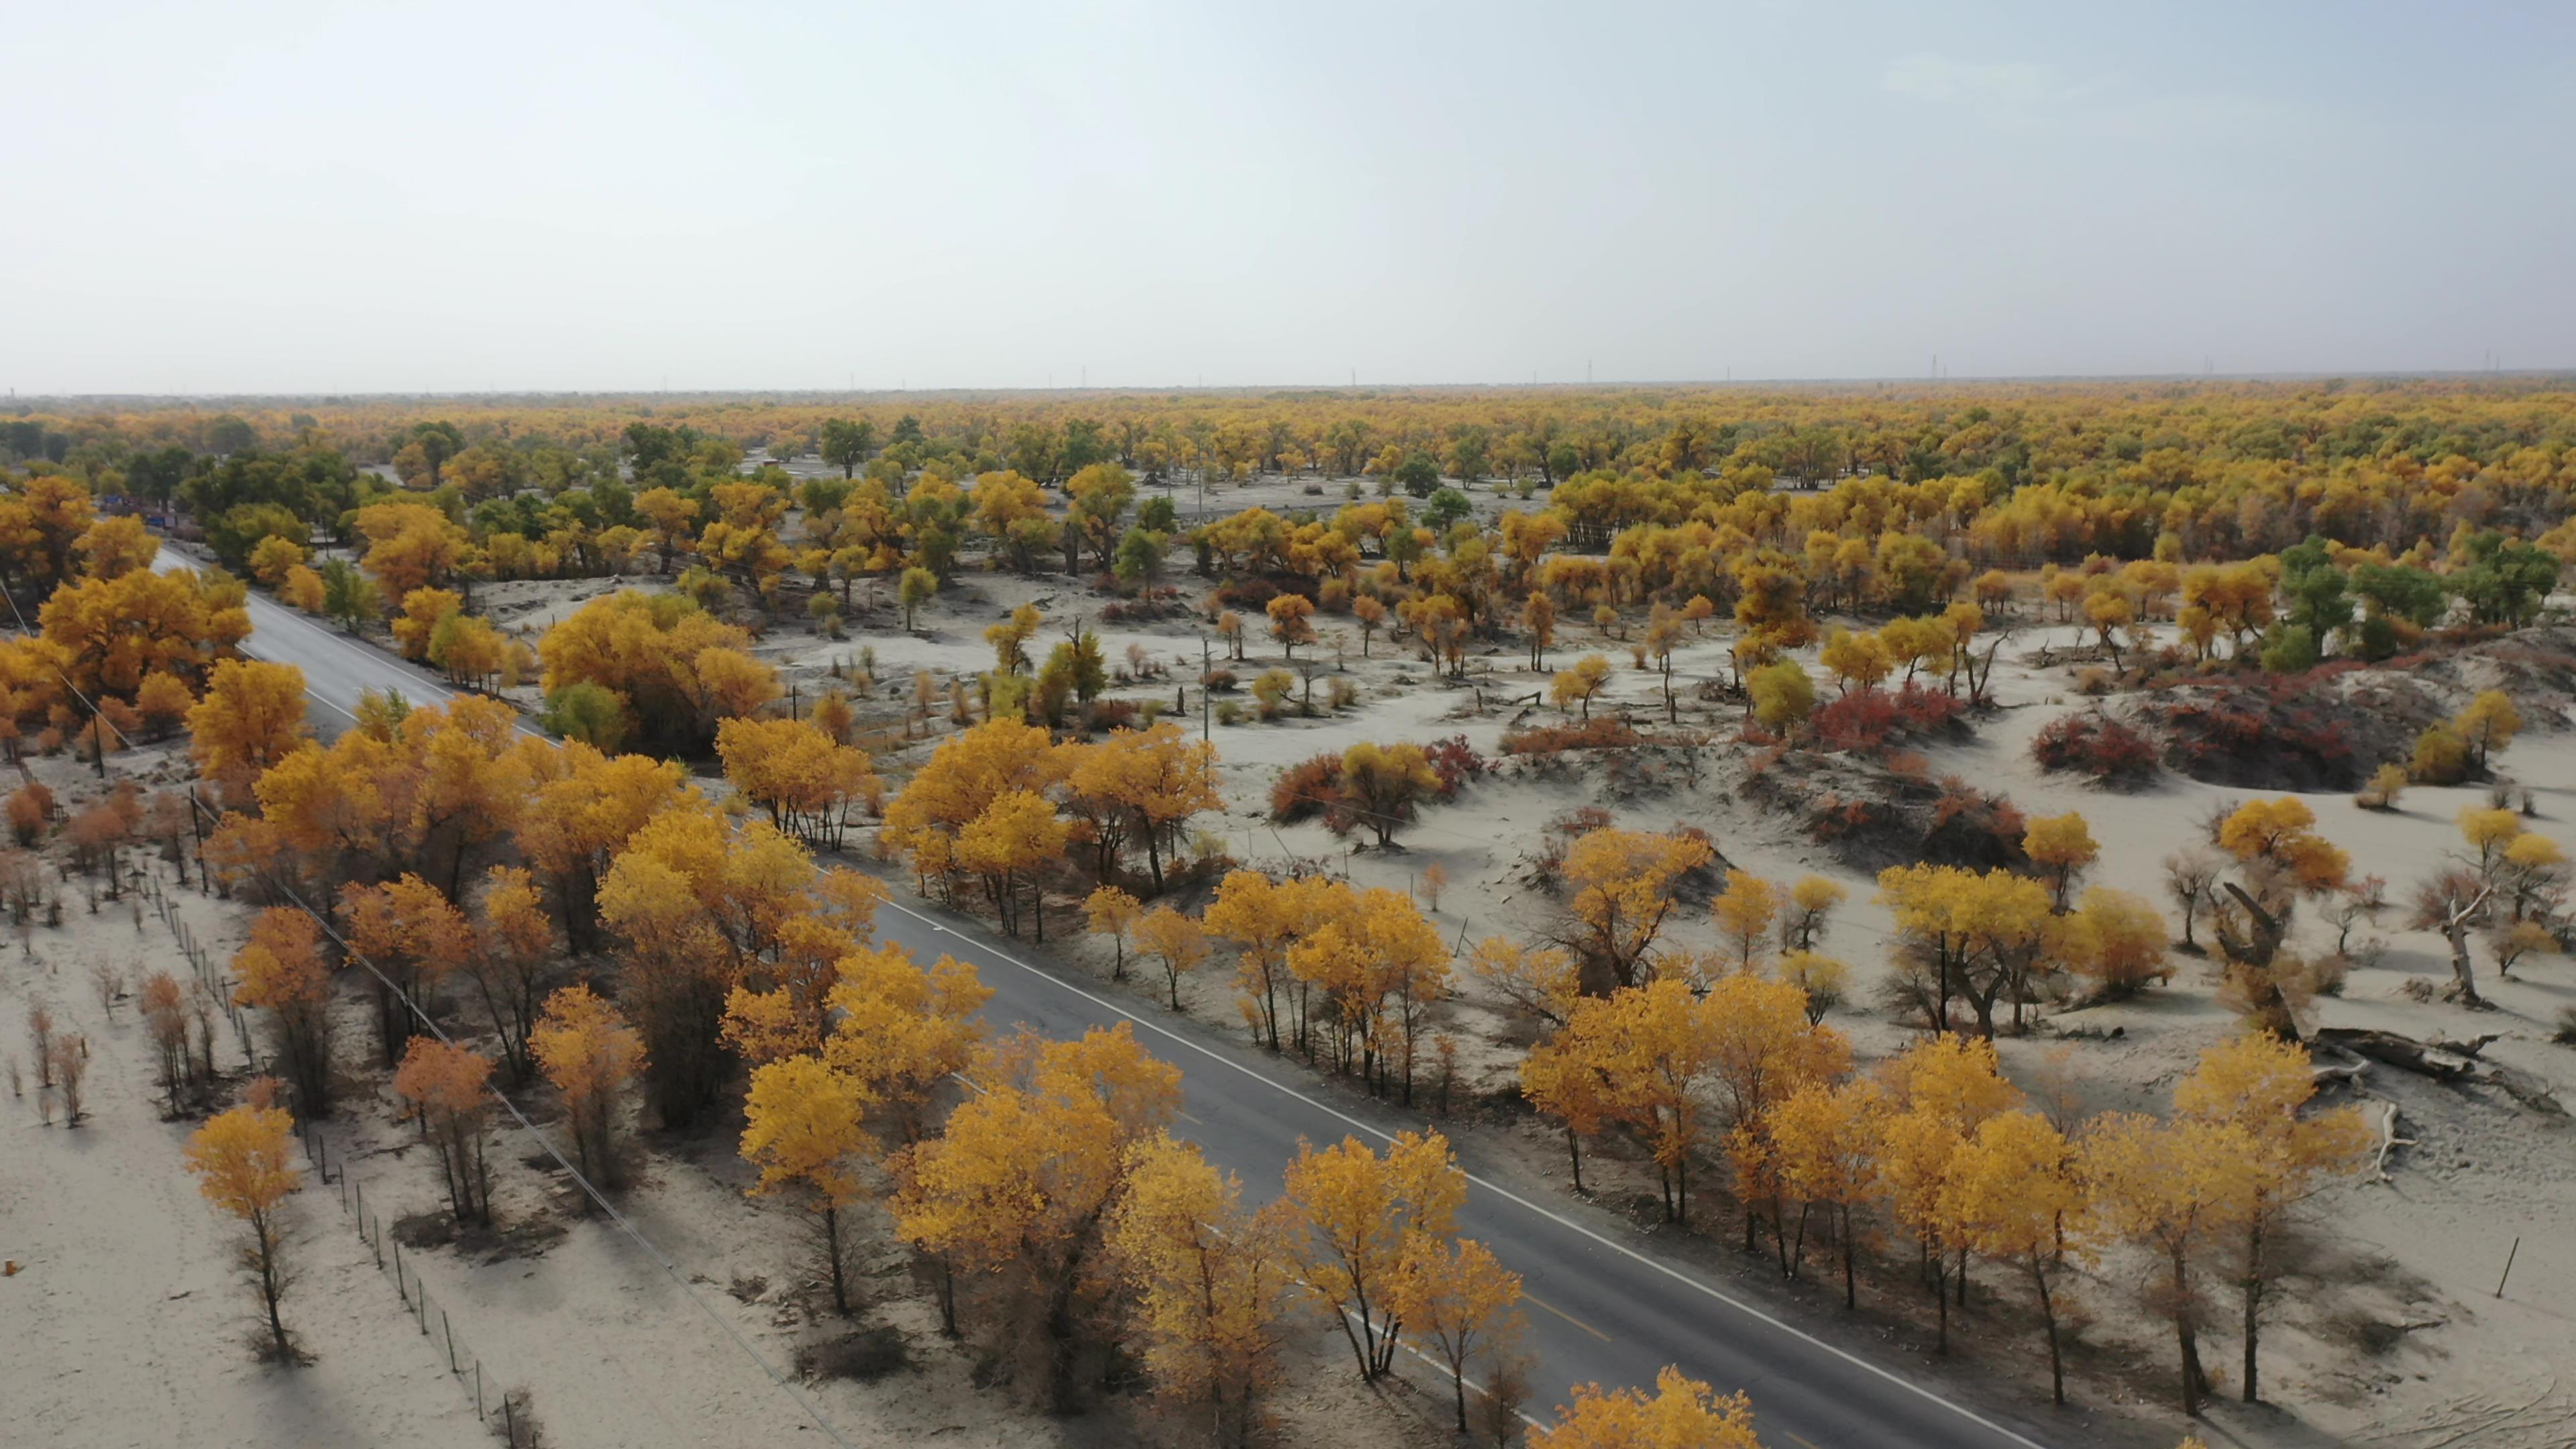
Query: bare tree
49 1033 89 1126
26 1004 53 1089
2165 849 2222 953
2409 870 2495 1006
89 959 125 1020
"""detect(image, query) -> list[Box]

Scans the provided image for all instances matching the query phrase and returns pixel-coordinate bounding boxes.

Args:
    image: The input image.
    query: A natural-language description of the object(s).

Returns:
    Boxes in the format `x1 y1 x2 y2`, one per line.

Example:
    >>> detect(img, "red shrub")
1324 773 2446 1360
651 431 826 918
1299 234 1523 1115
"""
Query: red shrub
1811 690 1899 752
1269 753 1343 824
1890 682 1965 731
1421 735 1489 795
1081 698 1140 734
1502 718 1645 755
1548 806 1615 839
1811 683 1966 755
2031 712 2161 786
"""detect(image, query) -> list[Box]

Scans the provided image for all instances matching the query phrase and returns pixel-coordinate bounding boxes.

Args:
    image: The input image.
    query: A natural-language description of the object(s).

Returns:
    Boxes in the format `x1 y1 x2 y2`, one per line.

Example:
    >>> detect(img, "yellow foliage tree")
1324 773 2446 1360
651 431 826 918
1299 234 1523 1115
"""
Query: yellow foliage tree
230 907 334 1113
2081 1112 2254 1418
741 1054 874 1314
1470 936 1580 1030
1083 884 1142 982
184 1102 303 1361
2453 689 2520 770
1559 827 1714 989
1389 1234 1525 1432
1709 869 1782 974
1550 654 1611 719
890 1024 1179 1390
1764 1078 1887 1307
392 1037 495 1225
1536 1366 1764 1449
2171 1032 2369 1404
815 941 991 1145
188 659 311 802
955 788 1069 940
1283 1129 1465 1379
1132 905 1208 1012
1939 1110 2087 1403
1107 1133 1297 1442
2022 811 2100 911
881 716 1065 894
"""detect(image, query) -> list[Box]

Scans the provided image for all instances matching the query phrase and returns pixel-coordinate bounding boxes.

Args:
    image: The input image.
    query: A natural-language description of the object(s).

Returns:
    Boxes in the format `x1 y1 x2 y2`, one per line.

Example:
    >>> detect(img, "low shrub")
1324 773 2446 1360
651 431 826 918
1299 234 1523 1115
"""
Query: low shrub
1811 683 1966 755
1082 698 1139 733
1501 717 1644 755
1548 806 1615 839
2410 722 2470 784
2141 682 2361 791
2031 712 2161 786
1421 735 1489 794
1810 690 1898 753
1271 754 1344 824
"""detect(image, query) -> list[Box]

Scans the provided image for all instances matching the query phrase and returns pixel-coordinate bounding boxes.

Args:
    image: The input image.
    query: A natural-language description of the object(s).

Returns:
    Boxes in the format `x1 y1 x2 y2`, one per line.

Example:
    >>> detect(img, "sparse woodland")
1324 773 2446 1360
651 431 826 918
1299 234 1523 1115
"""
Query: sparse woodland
7 379 2576 1448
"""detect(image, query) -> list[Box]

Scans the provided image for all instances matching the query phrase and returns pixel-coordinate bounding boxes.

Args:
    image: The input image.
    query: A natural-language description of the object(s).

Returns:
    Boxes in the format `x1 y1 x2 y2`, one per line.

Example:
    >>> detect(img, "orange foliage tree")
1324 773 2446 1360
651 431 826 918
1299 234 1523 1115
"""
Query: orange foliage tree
392 1037 496 1225
230 907 335 1114
531 984 645 1191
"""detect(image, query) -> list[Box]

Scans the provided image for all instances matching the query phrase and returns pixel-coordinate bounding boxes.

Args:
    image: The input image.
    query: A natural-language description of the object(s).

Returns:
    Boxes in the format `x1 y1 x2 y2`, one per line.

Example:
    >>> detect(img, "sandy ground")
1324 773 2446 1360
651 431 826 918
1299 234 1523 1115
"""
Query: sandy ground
828 579 2576 1448
0 858 488 1448
0 735 1448 1449
259 527 2576 1446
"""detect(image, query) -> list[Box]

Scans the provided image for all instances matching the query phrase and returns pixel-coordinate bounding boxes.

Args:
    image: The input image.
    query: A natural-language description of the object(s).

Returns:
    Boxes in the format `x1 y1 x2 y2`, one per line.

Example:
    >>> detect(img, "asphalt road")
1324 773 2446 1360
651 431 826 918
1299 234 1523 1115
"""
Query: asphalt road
156 543 543 739
174 541 2069 1449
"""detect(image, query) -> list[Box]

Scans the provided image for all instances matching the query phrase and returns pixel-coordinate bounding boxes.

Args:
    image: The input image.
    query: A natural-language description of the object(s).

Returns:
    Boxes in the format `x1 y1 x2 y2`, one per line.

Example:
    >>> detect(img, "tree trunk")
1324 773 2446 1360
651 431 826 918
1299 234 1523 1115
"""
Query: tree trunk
2033 1258 2064 1405
824 1203 847 1316
2442 916 2480 1005
2241 1210 2264 1402
2172 1249 2203 1417
1841 1206 1858 1309
254 1212 289 1362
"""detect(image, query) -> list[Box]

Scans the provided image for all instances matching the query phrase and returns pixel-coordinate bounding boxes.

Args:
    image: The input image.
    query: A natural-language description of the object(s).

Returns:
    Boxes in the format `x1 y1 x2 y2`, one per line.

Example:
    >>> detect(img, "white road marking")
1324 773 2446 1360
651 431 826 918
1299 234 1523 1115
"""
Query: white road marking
878 894 2053 1449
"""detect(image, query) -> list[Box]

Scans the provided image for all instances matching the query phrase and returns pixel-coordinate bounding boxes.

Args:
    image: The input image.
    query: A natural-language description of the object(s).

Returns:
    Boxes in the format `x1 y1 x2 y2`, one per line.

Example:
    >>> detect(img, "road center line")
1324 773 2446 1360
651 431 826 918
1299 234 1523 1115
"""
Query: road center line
1523 1291 1613 1343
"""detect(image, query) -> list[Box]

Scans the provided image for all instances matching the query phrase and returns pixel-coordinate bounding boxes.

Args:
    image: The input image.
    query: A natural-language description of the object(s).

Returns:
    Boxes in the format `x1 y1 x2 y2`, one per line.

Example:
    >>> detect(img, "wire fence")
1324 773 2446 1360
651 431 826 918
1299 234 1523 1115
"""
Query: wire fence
292 1118 541 1447
149 782 858 1448
139 869 256 1066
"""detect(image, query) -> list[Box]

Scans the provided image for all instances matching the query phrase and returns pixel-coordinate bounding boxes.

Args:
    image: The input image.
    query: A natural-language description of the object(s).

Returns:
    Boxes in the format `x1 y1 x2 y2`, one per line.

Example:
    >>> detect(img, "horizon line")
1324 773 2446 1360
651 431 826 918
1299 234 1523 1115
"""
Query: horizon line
10 365 2575 407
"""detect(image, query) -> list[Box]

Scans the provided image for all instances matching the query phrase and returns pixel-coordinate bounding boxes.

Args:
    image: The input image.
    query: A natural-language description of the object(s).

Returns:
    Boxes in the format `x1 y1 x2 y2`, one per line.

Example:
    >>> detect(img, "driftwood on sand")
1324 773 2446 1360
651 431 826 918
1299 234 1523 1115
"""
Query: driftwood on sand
2313 1028 2566 1118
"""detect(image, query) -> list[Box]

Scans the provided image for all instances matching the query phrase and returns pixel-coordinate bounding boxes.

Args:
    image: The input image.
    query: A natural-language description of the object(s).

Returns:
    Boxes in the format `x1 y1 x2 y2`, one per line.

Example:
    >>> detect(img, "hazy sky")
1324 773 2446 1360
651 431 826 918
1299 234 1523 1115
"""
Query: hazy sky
8 1 2573 395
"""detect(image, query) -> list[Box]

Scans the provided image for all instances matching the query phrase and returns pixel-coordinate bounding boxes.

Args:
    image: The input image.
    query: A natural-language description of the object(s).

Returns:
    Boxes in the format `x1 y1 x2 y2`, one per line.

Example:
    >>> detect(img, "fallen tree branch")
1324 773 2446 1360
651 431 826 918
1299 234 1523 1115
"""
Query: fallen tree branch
2312 1049 2370 1092
2370 1099 2414 1183
2483 1066 2571 1119
2313 1027 2565 1118
2314 1028 2489 1082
